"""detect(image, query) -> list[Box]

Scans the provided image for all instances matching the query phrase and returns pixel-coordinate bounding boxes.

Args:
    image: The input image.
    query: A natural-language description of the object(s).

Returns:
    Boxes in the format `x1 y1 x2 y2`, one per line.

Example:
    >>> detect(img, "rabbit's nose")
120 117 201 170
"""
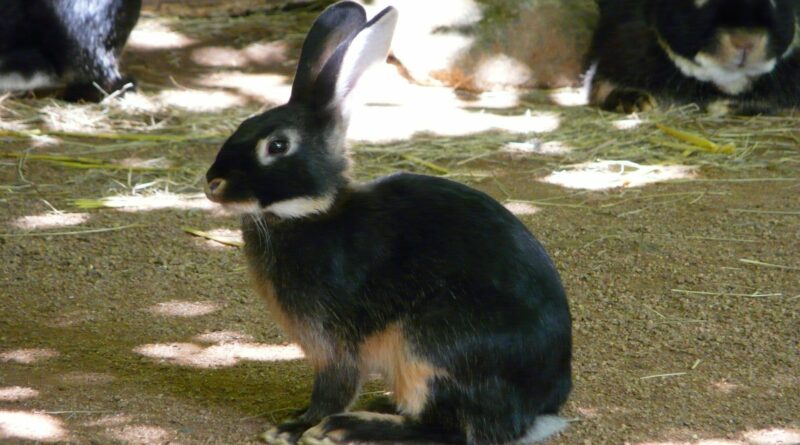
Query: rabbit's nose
205 178 227 202
729 33 761 52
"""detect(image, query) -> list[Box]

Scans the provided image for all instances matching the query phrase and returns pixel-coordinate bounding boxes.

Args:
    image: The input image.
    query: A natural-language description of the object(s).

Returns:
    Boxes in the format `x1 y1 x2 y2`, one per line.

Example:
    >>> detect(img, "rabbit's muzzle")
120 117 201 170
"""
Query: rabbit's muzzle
205 178 226 203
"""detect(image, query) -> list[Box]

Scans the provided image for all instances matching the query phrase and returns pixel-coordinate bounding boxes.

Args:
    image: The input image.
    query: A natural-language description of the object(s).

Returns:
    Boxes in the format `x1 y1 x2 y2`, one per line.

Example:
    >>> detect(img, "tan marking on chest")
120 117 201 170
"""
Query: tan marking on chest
250 272 333 370
590 79 616 105
359 324 446 417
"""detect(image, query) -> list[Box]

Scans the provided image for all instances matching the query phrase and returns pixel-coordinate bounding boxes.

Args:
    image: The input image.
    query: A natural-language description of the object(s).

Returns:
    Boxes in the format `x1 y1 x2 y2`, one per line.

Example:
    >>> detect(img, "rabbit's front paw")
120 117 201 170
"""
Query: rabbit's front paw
299 412 405 445
604 89 657 113
261 420 311 445
298 417 342 445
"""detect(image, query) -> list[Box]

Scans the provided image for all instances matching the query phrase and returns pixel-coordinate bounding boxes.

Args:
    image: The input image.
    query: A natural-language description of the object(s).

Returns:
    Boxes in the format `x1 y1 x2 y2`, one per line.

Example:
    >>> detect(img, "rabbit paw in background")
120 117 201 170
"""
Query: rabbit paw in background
261 420 313 445
603 87 658 113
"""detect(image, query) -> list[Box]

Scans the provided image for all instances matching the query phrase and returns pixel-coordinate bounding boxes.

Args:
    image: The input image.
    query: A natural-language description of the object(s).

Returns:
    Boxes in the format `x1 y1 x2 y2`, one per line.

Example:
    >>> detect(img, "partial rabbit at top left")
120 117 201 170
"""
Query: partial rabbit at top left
0 0 141 102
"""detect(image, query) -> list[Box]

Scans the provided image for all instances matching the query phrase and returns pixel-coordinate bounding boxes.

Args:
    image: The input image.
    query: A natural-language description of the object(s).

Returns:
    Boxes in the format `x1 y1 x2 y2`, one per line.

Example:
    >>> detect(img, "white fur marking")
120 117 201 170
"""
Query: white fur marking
513 415 569 444
0 72 56 91
256 129 301 166
261 427 295 445
221 200 261 215
265 195 335 219
783 22 800 59
659 38 776 95
332 8 399 114
694 0 710 7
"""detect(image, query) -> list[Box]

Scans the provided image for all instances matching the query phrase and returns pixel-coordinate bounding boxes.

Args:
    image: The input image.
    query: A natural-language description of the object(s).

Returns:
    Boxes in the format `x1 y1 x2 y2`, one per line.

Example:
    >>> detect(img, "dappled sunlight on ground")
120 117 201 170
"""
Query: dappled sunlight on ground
193 330 255 344
0 348 59 364
541 160 696 191
134 342 304 368
710 379 740 394
12 212 89 230
503 202 541 216
86 192 213 212
744 428 800 445
0 410 66 442
612 116 646 130
148 300 221 318
108 424 178 445
339 66 562 142
350 104 559 142
473 54 532 90
191 41 288 68
503 139 573 155
0 387 38 402
157 89 246 112
197 72 291 105
361 0 479 84
128 20 196 50
549 87 589 107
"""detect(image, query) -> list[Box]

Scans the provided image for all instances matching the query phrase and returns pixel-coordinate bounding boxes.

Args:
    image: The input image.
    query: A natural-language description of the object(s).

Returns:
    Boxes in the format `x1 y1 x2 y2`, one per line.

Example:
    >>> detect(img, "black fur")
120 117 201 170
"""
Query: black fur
0 0 141 102
587 0 800 114
206 3 572 444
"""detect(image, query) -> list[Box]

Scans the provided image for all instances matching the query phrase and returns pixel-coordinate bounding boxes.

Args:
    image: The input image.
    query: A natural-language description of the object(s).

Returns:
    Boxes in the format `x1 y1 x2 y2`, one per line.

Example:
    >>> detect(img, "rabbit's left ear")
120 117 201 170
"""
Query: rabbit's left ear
312 6 398 118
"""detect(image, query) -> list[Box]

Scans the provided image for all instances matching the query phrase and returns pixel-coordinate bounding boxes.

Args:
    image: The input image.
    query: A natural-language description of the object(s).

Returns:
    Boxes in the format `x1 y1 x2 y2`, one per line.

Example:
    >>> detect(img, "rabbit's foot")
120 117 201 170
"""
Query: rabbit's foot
261 420 312 445
299 412 404 445
604 88 657 113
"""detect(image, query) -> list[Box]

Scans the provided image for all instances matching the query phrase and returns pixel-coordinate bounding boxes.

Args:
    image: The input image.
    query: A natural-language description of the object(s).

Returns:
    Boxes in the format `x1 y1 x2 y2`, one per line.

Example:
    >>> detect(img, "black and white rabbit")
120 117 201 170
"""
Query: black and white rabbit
587 0 800 114
0 0 141 102
205 2 572 444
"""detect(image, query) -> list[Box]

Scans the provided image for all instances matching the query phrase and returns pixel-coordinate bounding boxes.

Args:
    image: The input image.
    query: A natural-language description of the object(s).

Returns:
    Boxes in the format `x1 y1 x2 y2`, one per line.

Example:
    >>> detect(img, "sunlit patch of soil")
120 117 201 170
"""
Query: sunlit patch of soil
0 348 59 364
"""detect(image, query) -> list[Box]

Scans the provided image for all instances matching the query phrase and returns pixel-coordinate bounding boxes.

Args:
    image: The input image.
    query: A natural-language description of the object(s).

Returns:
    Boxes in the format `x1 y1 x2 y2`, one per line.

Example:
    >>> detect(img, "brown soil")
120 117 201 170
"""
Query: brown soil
1 6 798 445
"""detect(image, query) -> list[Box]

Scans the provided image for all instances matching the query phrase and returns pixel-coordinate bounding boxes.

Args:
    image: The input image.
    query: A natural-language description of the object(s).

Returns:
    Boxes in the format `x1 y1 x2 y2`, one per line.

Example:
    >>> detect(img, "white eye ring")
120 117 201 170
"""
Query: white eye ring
255 129 300 165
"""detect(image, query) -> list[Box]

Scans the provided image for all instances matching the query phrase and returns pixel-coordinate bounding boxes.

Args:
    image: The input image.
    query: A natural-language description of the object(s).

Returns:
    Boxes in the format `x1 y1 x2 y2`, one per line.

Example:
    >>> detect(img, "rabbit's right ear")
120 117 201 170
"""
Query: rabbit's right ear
290 1 367 104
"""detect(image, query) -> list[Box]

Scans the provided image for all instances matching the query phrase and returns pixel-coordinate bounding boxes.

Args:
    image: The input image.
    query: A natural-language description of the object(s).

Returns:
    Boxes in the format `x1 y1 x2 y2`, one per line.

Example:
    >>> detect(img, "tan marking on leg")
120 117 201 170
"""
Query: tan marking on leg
589 79 616 106
359 324 446 416
250 274 333 370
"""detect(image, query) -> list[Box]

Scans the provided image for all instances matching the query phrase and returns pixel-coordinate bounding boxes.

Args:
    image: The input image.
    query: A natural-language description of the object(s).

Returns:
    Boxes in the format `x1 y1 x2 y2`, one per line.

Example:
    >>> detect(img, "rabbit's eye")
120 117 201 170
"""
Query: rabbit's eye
268 139 290 155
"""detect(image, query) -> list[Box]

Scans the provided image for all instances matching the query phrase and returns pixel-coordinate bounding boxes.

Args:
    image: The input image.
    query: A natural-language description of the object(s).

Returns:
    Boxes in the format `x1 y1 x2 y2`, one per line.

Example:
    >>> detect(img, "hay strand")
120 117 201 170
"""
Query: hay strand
183 228 244 248
0 224 141 238
738 258 800 271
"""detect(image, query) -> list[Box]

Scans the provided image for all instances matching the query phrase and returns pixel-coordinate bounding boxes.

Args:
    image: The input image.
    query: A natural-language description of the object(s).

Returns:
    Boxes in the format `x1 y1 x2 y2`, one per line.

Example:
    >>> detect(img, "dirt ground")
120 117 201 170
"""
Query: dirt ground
1 6 799 445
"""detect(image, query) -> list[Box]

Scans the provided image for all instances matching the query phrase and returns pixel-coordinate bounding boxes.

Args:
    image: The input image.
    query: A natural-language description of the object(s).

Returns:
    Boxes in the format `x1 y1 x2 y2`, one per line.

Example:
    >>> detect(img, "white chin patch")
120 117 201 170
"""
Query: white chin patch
671 52 776 95
0 72 56 91
265 195 335 219
221 200 261 215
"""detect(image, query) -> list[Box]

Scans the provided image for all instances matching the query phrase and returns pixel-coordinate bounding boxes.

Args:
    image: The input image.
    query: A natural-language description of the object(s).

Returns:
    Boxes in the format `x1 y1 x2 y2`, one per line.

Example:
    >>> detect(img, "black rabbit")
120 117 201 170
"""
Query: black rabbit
0 0 141 102
205 2 572 444
587 0 800 114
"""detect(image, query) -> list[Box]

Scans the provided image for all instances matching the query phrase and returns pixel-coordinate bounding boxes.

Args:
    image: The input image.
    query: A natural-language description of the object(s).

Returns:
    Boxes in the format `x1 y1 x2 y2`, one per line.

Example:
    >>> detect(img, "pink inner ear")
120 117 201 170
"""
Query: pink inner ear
329 7 398 110
290 2 366 103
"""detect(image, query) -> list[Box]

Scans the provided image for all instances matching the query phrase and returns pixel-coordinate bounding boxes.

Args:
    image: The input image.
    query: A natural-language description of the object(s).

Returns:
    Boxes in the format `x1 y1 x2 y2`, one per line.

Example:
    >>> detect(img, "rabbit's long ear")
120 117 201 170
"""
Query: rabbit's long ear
311 6 398 117
290 1 367 103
